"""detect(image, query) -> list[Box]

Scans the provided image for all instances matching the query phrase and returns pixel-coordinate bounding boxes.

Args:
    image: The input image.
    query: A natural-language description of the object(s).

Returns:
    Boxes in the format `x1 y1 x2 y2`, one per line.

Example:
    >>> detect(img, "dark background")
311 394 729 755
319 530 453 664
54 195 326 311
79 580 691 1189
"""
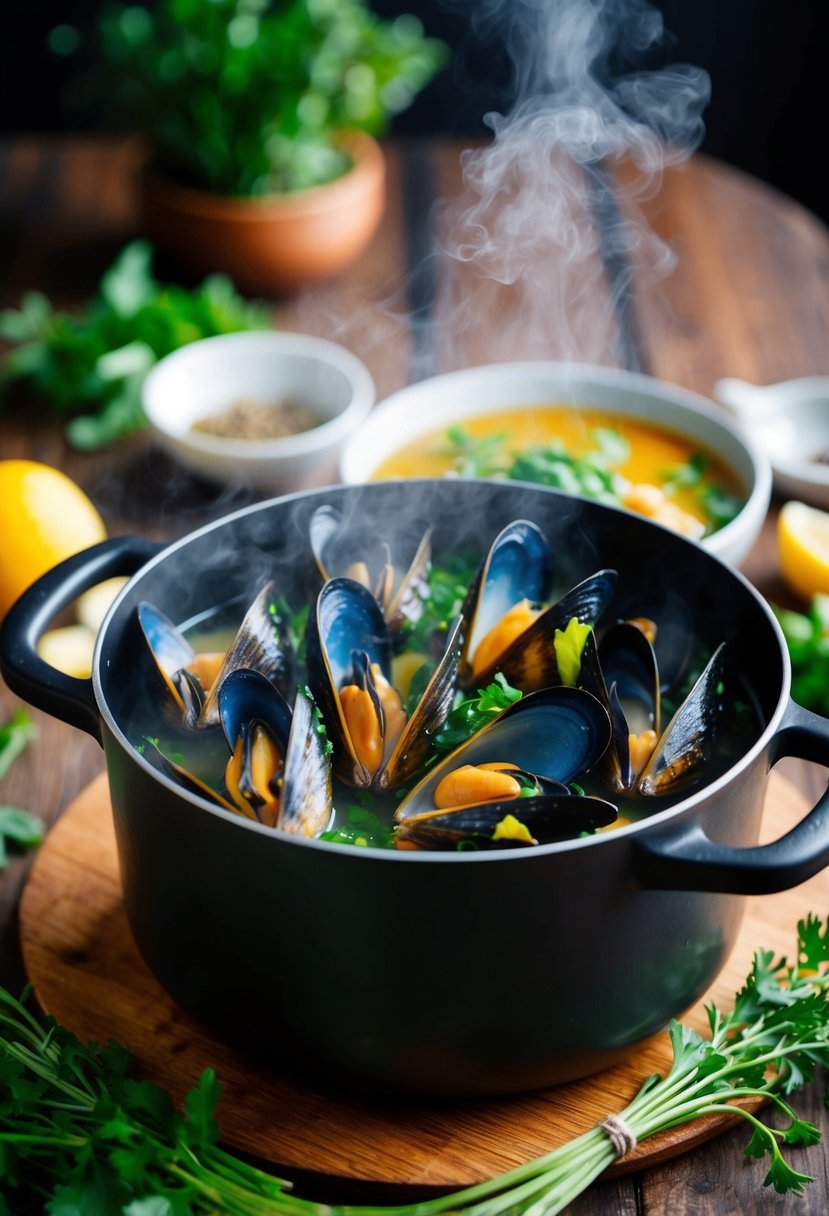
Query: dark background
3 1 829 223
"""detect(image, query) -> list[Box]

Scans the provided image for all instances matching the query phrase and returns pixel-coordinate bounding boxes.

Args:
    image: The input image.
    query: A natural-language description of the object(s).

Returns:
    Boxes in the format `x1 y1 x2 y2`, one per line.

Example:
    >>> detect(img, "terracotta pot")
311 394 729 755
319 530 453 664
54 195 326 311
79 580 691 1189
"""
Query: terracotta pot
138 132 386 295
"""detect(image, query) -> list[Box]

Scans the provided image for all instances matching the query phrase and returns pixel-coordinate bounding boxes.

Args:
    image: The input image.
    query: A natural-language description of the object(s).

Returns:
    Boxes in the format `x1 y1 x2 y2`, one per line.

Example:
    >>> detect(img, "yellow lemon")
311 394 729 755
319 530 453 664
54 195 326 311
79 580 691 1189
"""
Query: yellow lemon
0 460 107 621
778 500 829 602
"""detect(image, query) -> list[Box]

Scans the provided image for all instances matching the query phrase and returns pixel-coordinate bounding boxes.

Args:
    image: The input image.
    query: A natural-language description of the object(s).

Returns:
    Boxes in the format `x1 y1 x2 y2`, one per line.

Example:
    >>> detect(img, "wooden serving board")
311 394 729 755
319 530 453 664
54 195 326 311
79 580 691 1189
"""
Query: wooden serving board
19 771 825 1196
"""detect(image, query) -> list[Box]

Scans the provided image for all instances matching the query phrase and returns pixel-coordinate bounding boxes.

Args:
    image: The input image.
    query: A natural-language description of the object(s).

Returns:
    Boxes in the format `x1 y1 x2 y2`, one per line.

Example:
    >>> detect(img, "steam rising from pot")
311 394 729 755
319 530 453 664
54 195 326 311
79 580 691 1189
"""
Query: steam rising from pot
428 0 711 373
287 0 709 390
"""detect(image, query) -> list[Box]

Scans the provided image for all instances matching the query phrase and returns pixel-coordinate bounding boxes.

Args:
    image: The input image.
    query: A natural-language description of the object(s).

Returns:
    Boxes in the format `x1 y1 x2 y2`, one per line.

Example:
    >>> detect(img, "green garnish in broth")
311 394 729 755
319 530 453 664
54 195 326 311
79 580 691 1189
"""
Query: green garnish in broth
433 673 523 756
374 410 746 539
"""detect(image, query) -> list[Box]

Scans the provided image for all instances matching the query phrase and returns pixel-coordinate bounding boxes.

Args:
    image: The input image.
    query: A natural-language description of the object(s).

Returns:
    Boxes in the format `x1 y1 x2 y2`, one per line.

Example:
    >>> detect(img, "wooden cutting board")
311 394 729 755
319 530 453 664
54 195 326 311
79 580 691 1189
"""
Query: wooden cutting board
19 771 825 1197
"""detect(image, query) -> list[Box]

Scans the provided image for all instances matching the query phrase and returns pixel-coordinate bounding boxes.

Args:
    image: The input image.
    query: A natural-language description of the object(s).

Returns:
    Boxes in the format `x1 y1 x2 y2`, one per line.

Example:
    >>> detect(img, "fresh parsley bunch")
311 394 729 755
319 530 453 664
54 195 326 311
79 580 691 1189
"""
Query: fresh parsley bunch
3 916 829 1211
0 241 269 450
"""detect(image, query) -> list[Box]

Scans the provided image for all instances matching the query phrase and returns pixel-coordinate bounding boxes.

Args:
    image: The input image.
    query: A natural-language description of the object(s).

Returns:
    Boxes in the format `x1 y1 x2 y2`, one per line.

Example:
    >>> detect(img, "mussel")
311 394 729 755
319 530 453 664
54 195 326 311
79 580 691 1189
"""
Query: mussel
309 505 432 633
395 686 616 849
148 669 332 836
138 583 294 729
219 670 332 835
458 520 617 691
580 618 727 796
305 576 463 789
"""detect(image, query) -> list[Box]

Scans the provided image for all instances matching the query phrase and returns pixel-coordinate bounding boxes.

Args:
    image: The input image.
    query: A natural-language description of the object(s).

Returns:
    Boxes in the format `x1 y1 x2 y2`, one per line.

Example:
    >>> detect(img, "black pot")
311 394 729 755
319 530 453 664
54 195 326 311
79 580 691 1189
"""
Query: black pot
3 480 829 1097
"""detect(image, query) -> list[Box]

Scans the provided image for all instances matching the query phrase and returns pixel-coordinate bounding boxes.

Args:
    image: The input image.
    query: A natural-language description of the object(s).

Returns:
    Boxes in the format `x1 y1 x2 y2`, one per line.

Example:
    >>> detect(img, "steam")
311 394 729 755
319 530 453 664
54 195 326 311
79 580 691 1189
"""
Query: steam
429 0 710 371
287 0 710 388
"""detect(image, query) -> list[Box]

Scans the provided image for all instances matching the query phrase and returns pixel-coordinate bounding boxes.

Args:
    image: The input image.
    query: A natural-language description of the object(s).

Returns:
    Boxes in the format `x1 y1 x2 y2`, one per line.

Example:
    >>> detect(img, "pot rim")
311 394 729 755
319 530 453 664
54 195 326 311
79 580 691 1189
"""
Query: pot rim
92 478 791 862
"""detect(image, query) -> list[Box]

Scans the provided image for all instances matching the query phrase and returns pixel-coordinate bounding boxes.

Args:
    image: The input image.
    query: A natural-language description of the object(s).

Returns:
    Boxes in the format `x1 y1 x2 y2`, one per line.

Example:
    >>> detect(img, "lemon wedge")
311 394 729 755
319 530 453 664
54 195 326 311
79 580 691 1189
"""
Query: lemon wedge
778 501 829 601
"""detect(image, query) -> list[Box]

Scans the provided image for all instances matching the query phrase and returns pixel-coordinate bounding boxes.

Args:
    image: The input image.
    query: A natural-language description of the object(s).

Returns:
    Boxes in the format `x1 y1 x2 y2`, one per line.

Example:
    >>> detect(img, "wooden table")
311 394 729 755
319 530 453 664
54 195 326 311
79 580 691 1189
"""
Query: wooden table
1 136 829 1213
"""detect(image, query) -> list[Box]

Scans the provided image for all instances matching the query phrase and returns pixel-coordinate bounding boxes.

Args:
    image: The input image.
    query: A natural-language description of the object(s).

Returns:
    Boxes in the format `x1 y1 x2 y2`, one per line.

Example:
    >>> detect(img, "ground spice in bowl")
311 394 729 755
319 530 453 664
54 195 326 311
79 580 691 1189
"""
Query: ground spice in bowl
191 397 321 441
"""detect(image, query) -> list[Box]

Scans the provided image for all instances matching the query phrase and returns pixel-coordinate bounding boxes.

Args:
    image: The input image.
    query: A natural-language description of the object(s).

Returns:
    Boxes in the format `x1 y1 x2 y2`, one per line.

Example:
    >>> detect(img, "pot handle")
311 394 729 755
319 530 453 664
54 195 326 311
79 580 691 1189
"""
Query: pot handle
0 536 162 744
633 700 829 894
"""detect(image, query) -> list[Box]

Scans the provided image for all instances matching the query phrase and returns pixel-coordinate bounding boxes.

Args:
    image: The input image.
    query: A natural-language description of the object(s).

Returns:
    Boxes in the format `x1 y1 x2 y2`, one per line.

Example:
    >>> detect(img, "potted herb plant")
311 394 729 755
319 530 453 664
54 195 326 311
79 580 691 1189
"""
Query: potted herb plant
84 0 447 292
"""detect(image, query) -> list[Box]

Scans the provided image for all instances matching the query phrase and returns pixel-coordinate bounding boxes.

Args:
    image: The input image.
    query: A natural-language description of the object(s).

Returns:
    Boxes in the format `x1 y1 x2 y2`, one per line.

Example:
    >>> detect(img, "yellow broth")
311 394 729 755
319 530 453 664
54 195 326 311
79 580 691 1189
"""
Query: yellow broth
371 407 744 535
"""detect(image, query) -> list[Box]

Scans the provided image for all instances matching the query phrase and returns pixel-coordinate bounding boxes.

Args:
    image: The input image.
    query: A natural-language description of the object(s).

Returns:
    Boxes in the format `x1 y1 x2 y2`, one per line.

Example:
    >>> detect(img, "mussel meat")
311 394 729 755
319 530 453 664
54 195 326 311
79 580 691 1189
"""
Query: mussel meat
305 576 463 789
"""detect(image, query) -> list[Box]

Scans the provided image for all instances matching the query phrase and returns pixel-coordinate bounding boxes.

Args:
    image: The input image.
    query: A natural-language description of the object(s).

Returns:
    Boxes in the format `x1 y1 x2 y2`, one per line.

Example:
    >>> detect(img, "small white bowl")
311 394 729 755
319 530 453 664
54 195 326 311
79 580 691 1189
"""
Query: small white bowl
142 331 375 492
340 362 772 567
715 376 829 509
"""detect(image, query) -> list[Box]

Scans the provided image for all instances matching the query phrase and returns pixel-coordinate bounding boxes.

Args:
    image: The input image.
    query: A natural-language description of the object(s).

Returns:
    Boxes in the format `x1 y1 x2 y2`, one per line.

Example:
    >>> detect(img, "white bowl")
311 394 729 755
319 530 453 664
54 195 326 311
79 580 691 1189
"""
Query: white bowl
142 331 375 492
715 376 829 509
340 362 772 566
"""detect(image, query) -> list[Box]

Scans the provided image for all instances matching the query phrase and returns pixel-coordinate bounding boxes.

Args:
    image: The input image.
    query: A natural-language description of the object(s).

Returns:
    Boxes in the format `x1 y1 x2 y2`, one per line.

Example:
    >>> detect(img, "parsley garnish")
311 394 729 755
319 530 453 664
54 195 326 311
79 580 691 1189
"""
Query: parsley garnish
3 916 829 1208
319 795 396 848
442 428 743 534
433 673 523 754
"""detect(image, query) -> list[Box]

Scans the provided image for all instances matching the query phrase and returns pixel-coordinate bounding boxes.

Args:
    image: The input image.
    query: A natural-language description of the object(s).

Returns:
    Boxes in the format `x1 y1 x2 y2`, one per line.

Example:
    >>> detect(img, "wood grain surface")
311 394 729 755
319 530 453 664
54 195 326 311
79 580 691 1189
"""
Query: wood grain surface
18 770 821 1196
2 136 829 1212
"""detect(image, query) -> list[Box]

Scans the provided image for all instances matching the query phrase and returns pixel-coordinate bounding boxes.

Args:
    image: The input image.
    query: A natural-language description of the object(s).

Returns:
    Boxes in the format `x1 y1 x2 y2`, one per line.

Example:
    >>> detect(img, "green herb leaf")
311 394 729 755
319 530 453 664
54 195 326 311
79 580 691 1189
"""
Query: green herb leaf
763 1152 814 1196
183 1069 221 1150
0 242 269 448
434 673 522 754
0 708 36 782
2 915 829 1212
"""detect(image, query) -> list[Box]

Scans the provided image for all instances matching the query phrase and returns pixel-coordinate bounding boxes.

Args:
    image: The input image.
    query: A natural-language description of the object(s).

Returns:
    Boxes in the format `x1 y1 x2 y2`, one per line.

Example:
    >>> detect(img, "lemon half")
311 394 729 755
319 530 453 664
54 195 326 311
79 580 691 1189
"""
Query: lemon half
778 500 829 602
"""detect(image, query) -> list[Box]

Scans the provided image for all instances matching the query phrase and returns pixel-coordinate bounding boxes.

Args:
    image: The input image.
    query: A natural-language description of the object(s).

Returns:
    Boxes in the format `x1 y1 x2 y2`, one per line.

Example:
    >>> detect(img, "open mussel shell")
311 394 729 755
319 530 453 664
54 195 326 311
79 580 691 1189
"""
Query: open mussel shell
461 520 553 667
309 504 432 633
198 583 294 728
396 686 612 821
638 643 727 796
145 738 245 818
461 566 618 692
396 794 618 850
137 602 201 726
306 576 463 789
218 667 293 756
218 669 333 837
137 583 294 731
599 620 661 736
376 614 464 791
587 619 662 792
305 577 392 786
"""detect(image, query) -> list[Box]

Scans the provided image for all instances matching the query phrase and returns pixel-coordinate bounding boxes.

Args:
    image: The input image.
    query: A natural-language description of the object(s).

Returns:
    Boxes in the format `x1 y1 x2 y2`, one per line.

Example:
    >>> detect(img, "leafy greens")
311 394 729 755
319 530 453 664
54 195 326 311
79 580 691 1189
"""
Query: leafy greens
0 241 269 449
442 425 743 534
3 916 829 1211
775 595 829 717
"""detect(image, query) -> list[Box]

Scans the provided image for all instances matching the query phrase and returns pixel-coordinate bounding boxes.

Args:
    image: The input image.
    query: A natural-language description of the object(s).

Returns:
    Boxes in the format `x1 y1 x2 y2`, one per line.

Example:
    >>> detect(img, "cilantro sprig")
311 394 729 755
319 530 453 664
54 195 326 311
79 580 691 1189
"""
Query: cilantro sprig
3 916 829 1210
